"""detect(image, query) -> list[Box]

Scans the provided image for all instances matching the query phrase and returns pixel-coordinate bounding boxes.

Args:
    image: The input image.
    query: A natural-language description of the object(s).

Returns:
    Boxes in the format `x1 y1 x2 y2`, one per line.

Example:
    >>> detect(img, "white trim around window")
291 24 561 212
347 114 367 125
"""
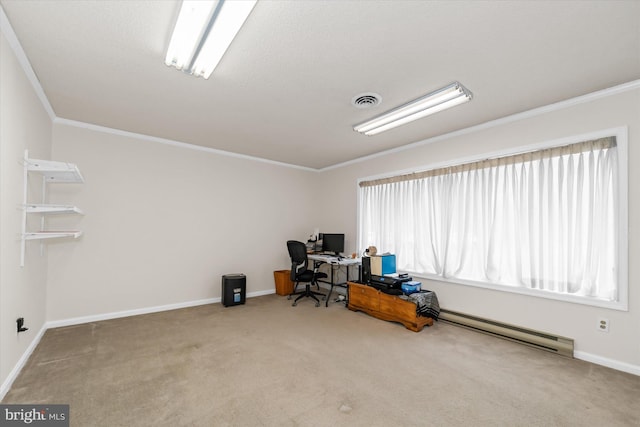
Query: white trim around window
357 127 628 311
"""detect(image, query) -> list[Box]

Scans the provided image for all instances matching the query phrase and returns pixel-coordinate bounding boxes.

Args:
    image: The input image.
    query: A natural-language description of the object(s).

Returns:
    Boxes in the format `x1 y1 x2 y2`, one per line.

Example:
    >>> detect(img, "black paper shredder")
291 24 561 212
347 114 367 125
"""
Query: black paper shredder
221 274 246 307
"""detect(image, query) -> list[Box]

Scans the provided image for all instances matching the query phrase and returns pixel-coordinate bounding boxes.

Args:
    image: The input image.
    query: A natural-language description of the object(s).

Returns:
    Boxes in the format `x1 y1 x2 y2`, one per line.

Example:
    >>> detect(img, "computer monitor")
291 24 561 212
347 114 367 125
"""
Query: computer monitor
322 233 345 255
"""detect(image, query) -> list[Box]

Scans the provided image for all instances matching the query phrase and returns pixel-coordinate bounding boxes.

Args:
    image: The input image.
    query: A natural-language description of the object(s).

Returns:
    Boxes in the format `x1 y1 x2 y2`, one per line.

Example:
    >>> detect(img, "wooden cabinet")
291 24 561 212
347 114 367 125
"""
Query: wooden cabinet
349 281 379 311
348 281 433 332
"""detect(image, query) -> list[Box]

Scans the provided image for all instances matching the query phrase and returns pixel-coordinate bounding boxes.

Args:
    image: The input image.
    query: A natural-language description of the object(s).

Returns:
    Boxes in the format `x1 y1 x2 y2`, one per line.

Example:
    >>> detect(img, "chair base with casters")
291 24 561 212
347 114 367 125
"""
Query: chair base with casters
287 277 327 307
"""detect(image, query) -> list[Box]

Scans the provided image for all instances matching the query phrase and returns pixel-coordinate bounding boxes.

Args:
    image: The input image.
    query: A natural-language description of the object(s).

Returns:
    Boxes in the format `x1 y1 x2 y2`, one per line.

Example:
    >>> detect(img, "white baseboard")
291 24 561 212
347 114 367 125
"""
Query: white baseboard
0 324 48 401
574 351 640 376
46 289 275 329
46 297 220 329
249 289 275 298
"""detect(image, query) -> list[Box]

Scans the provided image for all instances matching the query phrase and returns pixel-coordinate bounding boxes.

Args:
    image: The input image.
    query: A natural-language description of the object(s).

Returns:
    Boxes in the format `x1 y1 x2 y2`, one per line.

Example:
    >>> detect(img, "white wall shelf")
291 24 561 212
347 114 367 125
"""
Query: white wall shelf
24 204 84 215
21 150 84 266
24 157 84 183
23 231 83 241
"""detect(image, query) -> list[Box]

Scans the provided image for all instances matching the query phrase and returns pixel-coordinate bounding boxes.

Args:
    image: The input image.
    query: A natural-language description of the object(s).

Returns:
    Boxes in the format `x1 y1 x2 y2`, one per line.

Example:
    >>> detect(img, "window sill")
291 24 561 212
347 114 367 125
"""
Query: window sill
409 272 628 312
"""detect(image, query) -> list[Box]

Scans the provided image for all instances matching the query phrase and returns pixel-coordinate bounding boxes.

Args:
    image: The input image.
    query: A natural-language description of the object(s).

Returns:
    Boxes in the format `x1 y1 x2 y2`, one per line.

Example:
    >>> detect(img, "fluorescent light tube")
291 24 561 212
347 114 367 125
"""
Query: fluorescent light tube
192 0 257 78
165 1 217 72
354 82 473 135
361 96 471 136
165 0 257 79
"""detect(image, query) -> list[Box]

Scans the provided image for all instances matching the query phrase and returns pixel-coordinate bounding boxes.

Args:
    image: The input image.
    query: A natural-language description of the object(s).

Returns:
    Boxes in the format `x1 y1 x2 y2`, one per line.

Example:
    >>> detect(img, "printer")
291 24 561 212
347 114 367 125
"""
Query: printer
369 273 412 290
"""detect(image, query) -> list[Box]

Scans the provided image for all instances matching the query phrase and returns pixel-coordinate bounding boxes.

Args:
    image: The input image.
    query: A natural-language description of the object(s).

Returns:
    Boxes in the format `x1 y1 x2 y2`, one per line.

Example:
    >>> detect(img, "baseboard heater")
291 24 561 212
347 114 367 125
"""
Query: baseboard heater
439 309 574 358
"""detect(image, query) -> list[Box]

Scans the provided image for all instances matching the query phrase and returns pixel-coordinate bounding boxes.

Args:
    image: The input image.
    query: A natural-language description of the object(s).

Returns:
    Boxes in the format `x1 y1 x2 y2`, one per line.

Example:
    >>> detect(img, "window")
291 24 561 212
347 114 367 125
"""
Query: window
358 129 627 309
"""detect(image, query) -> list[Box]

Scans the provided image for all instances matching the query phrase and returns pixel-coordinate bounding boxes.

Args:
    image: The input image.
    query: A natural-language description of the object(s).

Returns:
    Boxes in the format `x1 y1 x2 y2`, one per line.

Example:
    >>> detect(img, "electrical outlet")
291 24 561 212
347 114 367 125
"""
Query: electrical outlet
16 317 28 333
597 318 609 333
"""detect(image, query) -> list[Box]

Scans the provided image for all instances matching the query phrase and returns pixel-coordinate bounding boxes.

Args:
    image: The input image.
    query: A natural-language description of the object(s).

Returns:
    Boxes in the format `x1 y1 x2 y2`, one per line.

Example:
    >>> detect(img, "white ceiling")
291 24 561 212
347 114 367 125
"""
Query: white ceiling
2 0 639 169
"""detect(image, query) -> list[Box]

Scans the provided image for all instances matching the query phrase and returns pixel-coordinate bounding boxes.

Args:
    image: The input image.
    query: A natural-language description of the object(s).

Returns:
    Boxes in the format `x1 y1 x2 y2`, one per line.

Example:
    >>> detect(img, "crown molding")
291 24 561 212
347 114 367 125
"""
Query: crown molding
0 4 55 120
53 117 317 172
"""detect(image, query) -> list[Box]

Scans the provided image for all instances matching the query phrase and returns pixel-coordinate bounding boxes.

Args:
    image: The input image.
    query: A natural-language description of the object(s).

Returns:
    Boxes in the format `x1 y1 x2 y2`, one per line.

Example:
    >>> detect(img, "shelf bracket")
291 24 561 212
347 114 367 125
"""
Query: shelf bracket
20 149 29 267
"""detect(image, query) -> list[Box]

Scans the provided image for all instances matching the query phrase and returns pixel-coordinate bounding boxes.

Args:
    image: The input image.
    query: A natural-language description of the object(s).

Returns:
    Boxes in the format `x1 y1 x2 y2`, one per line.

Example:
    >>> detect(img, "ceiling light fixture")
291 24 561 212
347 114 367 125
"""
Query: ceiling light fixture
165 0 257 79
353 81 473 136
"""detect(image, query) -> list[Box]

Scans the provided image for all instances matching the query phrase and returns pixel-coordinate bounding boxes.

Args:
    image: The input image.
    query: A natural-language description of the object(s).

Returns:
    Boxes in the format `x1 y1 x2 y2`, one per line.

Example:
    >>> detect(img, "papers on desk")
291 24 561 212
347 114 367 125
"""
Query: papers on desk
308 254 360 265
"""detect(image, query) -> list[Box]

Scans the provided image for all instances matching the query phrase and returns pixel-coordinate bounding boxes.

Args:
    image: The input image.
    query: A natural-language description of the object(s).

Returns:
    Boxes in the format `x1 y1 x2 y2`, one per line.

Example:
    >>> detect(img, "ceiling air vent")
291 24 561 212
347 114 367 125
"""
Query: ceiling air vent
351 93 382 109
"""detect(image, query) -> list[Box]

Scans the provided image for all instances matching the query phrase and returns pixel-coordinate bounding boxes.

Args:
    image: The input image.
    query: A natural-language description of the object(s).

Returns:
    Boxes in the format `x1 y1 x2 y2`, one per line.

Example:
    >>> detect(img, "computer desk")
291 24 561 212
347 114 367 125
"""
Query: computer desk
307 254 361 307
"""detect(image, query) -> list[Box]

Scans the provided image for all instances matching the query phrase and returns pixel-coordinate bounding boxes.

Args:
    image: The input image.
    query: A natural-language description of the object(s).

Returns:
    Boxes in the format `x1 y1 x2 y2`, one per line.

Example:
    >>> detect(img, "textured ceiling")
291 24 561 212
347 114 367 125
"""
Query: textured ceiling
2 0 639 169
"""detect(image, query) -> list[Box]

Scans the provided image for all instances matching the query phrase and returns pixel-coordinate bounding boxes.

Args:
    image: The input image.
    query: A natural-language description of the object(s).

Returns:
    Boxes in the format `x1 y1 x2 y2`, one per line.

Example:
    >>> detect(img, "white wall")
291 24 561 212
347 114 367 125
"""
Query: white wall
45 124 320 321
0 32 53 395
318 87 640 371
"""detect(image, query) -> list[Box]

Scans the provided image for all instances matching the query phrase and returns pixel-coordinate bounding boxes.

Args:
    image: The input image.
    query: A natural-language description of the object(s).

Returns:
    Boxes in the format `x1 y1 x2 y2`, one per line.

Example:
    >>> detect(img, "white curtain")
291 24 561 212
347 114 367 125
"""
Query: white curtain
358 138 618 301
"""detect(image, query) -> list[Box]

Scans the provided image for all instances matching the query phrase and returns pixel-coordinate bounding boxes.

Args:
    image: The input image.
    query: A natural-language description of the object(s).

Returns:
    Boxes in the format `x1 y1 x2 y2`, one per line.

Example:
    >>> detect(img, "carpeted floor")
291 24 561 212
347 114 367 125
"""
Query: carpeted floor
3 293 640 426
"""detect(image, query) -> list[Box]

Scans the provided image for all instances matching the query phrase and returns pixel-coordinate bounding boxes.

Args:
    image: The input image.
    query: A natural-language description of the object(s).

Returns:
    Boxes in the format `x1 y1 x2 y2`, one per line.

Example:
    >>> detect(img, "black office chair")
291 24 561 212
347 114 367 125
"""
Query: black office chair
287 240 328 307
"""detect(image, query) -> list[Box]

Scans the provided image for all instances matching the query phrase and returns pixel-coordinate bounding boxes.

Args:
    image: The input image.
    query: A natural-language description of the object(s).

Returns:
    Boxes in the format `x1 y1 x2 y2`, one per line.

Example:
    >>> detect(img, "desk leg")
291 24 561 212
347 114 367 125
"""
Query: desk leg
326 283 334 307
313 261 323 291
320 262 359 307
326 264 335 307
